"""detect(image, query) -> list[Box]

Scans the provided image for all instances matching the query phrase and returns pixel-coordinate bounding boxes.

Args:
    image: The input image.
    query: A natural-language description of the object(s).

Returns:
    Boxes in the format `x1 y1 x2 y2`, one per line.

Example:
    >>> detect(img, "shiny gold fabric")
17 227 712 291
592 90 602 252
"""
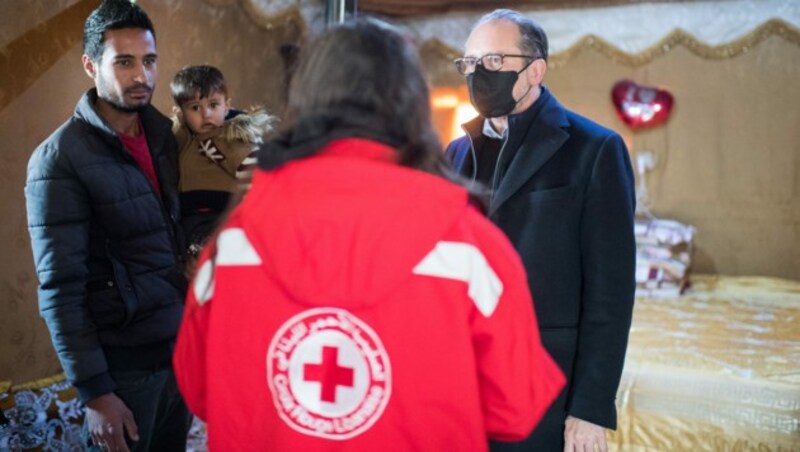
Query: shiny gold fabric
609 275 800 451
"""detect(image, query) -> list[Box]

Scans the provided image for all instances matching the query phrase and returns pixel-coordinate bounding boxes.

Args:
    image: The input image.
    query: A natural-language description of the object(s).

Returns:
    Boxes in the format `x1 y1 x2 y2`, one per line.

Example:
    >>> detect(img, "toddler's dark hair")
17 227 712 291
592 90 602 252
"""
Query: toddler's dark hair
170 65 227 105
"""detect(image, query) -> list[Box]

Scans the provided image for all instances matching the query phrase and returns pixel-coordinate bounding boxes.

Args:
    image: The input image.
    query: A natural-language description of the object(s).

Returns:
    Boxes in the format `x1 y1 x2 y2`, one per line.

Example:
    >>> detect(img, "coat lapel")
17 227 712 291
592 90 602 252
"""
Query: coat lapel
489 92 570 216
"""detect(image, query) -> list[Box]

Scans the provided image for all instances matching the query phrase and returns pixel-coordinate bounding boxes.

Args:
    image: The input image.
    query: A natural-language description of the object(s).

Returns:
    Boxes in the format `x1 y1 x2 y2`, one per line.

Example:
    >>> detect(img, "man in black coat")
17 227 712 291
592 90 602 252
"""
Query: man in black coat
25 1 190 450
446 9 636 452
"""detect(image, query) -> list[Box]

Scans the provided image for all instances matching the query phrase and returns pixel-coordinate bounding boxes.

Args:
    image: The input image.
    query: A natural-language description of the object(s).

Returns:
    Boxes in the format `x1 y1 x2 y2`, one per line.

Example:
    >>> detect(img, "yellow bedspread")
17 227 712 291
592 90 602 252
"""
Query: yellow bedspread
609 275 800 451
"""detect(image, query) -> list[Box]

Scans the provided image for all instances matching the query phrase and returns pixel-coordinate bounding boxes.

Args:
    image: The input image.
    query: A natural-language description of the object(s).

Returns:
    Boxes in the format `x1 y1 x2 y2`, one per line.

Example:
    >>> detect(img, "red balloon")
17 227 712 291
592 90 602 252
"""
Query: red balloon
611 80 674 129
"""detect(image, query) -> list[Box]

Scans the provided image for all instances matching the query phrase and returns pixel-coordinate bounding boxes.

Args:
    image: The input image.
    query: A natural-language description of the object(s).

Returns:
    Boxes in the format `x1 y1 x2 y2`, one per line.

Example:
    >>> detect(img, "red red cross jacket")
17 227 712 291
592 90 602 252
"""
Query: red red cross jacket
173 138 565 451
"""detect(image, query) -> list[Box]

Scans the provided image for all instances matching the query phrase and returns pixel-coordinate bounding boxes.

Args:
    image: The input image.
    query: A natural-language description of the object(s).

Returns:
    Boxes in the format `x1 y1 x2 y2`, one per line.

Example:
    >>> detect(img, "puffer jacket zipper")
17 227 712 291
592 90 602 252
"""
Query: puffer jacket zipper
113 133 182 267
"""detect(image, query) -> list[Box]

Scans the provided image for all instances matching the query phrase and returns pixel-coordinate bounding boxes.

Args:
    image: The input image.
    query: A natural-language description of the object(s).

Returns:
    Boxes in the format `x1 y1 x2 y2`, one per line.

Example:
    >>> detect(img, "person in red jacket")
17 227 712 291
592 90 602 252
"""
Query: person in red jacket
173 17 565 451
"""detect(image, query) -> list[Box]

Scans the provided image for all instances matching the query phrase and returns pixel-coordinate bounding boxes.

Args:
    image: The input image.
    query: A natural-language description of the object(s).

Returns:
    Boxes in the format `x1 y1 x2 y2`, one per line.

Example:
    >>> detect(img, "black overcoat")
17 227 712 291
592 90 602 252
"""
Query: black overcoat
446 87 636 451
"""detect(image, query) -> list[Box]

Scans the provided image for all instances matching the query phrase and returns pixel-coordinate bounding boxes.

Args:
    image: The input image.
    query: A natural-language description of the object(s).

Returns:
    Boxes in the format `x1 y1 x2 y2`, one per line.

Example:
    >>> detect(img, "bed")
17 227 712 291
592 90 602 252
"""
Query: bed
608 274 800 451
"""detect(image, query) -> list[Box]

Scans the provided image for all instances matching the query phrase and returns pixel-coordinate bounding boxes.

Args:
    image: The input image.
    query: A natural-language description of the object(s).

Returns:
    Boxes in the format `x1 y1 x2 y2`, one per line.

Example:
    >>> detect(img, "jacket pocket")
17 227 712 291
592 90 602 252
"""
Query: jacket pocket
86 278 126 328
106 241 138 328
528 185 576 203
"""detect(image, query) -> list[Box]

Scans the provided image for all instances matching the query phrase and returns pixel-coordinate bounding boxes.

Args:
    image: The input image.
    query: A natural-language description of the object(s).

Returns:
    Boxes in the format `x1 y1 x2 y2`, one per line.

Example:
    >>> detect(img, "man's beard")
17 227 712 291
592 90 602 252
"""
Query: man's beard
108 100 147 113
99 81 153 113
109 87 152 113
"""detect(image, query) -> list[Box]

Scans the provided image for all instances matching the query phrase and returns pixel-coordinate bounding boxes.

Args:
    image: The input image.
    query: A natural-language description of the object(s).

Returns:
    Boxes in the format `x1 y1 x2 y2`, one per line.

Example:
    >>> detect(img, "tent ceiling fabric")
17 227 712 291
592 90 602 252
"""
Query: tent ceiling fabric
358 0 701 17
229 0 673 21
403 0 800 65
230 0 799 65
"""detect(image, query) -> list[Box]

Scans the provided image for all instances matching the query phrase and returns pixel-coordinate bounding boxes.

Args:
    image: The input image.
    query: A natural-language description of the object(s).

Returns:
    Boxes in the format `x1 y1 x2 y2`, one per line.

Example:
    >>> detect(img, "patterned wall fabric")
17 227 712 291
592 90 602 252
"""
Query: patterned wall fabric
0 0 83 48
0 0 97 112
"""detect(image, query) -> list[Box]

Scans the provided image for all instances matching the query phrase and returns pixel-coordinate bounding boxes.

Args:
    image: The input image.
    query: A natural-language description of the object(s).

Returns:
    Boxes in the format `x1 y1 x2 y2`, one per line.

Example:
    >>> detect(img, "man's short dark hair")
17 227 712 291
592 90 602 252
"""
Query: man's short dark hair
475 9 549 61
83 0 155 62
170 65 228 106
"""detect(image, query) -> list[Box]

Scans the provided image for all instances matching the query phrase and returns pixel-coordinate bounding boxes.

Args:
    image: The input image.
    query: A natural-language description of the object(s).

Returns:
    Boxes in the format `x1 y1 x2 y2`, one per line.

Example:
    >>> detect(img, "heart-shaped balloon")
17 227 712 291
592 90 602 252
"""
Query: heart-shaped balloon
611 80 674 129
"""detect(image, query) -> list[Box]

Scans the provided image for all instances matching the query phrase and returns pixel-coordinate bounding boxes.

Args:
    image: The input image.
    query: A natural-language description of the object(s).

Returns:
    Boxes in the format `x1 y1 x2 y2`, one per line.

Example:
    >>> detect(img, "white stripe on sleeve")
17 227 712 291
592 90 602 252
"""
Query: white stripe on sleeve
191 228 262 305
412 241 503 317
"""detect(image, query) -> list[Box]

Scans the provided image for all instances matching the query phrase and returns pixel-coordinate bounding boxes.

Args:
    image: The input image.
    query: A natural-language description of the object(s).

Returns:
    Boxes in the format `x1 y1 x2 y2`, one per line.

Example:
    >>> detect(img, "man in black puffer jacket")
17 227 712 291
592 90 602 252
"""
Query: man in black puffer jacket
25 1 191 451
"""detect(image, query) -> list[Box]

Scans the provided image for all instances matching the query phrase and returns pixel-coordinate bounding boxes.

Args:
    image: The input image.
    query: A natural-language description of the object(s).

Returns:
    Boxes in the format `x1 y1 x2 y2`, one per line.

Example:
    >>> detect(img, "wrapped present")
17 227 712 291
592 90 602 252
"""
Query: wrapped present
635 215 695 298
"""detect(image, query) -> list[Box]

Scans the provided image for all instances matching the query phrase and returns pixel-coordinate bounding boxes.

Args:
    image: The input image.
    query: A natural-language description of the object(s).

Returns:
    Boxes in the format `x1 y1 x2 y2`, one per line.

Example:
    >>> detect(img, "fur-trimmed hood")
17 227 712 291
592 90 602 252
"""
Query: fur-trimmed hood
172 106 277 145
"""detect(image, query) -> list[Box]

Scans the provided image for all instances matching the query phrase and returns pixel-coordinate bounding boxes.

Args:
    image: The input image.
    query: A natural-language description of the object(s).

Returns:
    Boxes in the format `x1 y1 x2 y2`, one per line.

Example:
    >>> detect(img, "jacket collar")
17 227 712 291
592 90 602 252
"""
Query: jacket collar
462 86 551 142
258 108 401 171
75 88 171 154
171 107 275 144
319 138 397 163
465 86 570 215
74 89 179 214
74 88 120 144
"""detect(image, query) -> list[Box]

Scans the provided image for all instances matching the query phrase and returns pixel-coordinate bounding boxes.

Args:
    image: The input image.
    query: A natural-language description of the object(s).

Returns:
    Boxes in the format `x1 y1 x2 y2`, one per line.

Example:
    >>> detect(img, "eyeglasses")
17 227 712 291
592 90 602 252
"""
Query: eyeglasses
453 53 537 75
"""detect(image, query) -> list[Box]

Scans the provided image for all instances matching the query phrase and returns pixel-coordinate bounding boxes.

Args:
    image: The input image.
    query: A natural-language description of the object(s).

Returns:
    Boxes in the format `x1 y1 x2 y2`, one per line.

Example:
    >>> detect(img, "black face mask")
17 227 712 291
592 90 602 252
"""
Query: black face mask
467 63 532 118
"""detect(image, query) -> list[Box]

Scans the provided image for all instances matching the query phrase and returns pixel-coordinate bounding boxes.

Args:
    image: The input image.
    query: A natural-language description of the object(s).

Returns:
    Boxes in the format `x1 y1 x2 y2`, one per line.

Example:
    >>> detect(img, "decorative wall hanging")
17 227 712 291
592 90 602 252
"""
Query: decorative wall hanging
611 80 674 129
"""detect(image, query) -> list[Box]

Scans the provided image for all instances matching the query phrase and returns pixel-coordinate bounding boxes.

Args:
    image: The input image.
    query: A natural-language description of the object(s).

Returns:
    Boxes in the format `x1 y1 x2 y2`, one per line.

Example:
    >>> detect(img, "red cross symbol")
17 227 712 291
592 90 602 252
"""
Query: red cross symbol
303 346 354 403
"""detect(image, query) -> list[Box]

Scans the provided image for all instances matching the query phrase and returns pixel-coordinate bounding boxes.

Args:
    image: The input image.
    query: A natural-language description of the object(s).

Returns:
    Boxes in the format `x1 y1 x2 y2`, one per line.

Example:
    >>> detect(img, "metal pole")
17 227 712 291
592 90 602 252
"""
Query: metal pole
325 0 357 26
